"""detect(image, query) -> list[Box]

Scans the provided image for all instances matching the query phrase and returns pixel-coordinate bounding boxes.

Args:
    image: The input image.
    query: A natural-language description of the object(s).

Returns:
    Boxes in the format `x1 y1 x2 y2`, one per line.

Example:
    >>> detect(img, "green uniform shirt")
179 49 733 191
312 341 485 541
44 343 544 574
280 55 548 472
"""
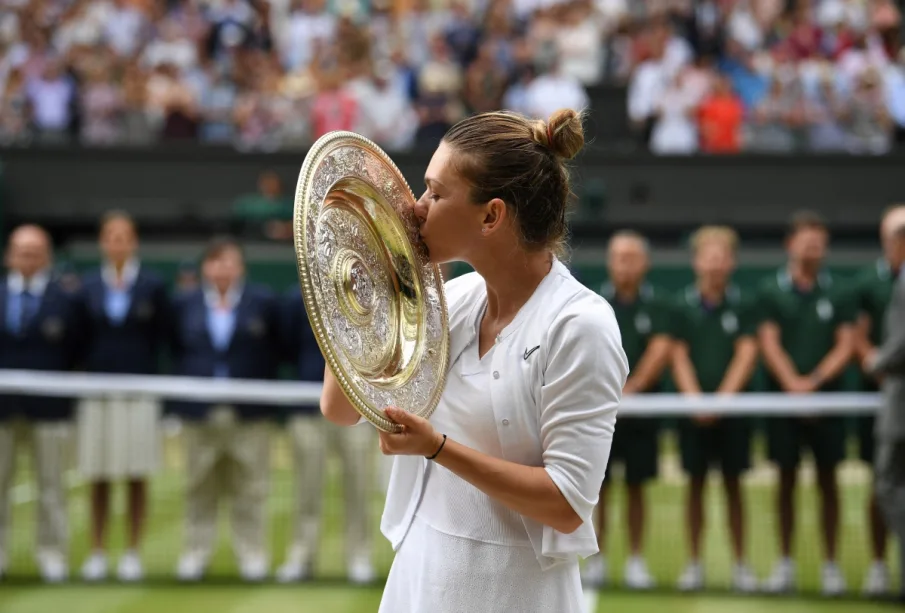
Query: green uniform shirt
672 285 757 393
854 258 896 346
757 269 856 391
600 283 671 392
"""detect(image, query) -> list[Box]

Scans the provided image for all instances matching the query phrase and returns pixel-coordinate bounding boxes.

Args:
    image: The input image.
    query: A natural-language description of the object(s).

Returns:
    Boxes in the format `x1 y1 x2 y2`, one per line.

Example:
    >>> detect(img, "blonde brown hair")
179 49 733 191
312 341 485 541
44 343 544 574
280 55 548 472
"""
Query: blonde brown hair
99 209 137 236
441 108 586 257
690 225 739 254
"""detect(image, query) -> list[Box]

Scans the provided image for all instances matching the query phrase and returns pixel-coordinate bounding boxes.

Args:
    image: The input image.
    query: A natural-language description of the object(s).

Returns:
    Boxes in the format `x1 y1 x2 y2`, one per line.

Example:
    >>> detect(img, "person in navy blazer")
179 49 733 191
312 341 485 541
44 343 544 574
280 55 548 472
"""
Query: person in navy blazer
169 236 280 582
275 287 375 584
75 211 170 583
0 224 84 583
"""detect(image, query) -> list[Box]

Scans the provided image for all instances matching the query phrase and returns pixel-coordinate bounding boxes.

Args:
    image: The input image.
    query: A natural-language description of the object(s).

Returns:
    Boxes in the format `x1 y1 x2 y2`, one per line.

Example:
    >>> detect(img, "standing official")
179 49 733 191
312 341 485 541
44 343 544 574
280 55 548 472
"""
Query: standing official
862 211 905 606
276 288 376 584
582 230 672 589
169 237 281 581
758 211 855 595
77 211 170 582
0 225 83 582
851 205 905 596
670 227 759 592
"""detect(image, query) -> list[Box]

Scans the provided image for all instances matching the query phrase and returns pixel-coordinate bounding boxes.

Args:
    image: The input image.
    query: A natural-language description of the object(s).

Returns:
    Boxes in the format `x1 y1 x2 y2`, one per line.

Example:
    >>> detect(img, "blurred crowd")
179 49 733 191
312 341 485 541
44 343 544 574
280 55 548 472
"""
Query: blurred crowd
0 0 903 154
630 0 905 154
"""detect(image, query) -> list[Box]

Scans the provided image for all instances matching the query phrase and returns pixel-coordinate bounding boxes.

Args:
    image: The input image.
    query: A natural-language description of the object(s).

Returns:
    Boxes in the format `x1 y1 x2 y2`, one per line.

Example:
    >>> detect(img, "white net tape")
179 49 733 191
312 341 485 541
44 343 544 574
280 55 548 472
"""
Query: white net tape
0 370 879 416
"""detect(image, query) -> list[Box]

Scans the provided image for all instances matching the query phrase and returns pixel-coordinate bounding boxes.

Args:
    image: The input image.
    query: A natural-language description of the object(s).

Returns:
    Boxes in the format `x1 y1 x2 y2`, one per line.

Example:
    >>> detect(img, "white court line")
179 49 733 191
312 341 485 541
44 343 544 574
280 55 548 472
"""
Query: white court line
583 588 599 613
12 471 82 505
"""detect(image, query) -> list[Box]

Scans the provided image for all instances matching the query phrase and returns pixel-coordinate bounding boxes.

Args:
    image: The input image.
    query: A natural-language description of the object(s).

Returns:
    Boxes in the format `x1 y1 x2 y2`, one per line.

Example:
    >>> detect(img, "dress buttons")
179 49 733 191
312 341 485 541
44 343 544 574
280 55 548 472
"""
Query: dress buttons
502 419 510 426
492 371 500 379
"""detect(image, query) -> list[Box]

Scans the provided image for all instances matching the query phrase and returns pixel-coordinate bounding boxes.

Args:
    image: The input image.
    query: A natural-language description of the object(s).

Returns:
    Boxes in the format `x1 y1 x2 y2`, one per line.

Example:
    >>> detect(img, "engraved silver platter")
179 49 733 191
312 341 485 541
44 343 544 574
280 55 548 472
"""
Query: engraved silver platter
293 131 450 433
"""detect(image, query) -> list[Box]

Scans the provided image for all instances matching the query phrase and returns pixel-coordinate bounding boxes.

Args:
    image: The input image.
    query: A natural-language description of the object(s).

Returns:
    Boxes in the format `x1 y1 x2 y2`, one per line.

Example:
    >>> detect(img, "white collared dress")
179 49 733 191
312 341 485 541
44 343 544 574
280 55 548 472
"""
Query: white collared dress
378 262 623 613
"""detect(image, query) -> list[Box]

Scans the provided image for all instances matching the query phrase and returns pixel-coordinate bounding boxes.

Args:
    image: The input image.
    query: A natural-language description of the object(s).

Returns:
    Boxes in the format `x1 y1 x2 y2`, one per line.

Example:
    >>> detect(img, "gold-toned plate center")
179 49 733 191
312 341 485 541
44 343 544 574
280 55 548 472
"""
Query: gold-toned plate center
319 176 425 389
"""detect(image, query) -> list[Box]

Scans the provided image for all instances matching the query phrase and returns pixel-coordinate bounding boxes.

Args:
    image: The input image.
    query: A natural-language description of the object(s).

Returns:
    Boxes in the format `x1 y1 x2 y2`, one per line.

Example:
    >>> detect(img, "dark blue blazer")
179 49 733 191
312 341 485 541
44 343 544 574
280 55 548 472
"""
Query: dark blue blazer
79 267 170 374
167 284 281 421
282 289 324 414
0 277 85 421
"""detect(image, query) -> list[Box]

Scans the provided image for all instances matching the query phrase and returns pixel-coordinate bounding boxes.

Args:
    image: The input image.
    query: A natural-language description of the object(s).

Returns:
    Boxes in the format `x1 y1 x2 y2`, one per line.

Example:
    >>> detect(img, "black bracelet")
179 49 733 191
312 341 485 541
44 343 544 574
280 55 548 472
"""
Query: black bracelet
427 434 447 460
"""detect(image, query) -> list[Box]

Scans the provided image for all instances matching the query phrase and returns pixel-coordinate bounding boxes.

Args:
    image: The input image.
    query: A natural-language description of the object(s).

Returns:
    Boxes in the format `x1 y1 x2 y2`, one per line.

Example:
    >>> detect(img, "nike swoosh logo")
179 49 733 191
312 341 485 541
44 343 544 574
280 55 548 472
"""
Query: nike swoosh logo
524 345 540 360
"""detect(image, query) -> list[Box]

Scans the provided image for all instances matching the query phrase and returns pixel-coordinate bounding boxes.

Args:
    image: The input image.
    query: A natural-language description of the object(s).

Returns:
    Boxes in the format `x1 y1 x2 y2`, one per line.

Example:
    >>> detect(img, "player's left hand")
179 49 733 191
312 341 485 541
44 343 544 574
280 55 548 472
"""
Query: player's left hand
378 407 444 458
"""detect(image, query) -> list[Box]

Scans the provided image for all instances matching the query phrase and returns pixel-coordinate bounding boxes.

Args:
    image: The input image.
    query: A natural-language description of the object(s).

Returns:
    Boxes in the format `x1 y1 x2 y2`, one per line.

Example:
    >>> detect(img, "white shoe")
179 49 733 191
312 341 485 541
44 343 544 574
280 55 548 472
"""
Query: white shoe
239 555 268 582
276 557 311 583
732 564 758 593
624 555 654 590
862 561 889 597
763 558 795 593
39 552 68 583
176 553 206 582
117 551 144 582
81 551 108 581
580 554 607 587
347 555 375 585
821 561 846 596
677 562 704 591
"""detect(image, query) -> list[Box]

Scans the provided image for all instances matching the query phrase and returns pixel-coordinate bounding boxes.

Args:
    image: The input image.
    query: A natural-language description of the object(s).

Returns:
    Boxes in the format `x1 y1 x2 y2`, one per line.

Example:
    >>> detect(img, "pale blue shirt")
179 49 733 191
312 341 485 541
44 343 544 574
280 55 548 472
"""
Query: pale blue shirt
6 271 49 335
101 259 140 325
203 283 243 379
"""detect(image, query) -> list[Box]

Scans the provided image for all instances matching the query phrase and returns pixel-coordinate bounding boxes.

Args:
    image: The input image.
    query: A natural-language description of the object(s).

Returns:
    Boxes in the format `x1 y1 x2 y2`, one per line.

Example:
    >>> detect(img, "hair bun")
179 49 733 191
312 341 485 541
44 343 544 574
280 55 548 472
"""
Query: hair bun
535 108 586 160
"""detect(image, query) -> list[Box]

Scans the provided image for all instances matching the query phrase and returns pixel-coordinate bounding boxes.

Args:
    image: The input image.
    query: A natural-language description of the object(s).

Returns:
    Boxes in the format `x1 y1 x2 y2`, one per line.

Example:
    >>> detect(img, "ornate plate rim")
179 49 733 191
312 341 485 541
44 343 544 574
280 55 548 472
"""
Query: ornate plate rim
293 131 450 433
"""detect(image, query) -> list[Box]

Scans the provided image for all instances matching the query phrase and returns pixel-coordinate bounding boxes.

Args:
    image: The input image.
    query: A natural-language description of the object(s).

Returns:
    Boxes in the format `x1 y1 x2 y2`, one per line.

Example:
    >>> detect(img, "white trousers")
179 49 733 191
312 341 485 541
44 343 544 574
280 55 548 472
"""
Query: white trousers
181 407 271 565
0 420 72 568
284 415 374 565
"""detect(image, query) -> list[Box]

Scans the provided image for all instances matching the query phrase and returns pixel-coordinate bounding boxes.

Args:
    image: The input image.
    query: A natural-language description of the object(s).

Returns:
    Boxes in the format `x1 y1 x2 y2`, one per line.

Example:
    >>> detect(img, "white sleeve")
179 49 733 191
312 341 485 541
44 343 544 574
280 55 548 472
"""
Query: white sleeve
540 300 627 524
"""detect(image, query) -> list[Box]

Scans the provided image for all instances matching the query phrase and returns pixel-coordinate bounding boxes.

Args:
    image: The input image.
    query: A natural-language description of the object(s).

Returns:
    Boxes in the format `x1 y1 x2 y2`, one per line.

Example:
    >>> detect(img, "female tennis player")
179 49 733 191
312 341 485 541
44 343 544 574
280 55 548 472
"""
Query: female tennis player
321 108 628 612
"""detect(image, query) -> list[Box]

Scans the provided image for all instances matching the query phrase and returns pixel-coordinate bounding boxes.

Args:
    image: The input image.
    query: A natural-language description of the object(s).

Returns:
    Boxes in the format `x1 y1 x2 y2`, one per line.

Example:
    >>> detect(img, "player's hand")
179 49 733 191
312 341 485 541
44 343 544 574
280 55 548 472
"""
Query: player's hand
693 414 718 426
786 376 816 394
378 407 444 458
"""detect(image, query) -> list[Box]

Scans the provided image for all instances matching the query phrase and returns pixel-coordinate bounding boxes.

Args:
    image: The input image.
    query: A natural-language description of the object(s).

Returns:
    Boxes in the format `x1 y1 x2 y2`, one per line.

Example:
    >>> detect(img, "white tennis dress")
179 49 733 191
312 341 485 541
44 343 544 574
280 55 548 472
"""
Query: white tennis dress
378 261 628 613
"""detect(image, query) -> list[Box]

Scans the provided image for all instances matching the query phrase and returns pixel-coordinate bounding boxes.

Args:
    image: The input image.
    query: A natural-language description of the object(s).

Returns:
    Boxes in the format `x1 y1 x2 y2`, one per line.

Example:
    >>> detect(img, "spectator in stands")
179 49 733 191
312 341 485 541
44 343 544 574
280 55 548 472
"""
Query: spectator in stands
748 75 804 152
804 74 850 152
671 226 759 593
278 0 337 73
845 68 893 154
554 0 604 86
76 211 169 583
851 204 905 598
79 61 124 146
348 61 419 151
120 61 154 146
522 52 590 122
276 287 376 585
198 63 238 145
0 224 85 583
697 74 745 153
25 58 76 144
0 67 30 145
232 170 293 241
169 237 281 582
414 34 465 147
463 42 510 115
310 68 359 140
103 0 150 58
583 231 671 590
757 211 855 596
443 0 481 67
649 68 700 154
